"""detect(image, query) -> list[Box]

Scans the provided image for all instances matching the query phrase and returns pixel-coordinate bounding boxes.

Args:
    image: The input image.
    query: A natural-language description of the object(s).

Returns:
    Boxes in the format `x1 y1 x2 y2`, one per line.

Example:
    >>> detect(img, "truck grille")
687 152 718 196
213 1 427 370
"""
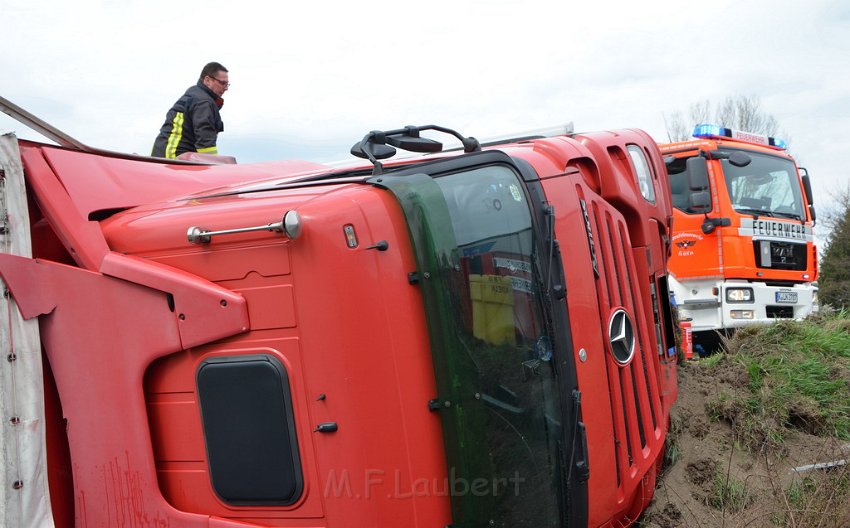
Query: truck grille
754 240 807 271
587 197 663 487
766 305 794 319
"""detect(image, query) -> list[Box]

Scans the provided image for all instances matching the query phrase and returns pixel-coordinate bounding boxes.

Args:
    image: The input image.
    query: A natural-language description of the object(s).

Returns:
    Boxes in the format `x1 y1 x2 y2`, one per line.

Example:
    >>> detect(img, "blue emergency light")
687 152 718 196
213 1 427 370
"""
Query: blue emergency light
693 124 727 138
770 137 789 150
692 123 787 150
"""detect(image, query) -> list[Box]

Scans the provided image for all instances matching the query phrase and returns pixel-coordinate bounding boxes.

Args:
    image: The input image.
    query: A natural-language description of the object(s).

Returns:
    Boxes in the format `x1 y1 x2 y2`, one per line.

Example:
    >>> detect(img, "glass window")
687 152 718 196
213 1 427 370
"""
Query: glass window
722 152 805 220
381 164 565 527
627 145 656 203
666 157 708 214
435 166 562 526
435 166 533 257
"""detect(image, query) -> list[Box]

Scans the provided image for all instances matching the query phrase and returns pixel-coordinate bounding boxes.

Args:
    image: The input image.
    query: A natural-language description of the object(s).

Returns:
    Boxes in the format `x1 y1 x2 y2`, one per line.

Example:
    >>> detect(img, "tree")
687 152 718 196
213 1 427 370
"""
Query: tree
663 95 781 142
662 111 689 144
818 187 850 309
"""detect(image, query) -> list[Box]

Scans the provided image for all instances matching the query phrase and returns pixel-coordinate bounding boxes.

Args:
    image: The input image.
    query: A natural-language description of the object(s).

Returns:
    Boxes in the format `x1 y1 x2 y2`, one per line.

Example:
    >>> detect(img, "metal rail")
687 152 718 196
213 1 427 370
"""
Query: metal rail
0 95 90 151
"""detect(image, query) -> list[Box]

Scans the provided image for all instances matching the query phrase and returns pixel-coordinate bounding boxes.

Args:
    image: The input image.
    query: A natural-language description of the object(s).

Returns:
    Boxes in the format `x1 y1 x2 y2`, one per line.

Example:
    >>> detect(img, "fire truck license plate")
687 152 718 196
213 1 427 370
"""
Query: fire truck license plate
775 291 798 303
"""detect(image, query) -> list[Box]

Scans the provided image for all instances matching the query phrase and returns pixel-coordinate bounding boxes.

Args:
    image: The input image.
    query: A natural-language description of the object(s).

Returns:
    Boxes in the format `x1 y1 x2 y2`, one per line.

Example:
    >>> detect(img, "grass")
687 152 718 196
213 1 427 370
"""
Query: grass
642 310 850 527
701 310 850 453
709 469 750 513
663 413 684 468
778 467 850 527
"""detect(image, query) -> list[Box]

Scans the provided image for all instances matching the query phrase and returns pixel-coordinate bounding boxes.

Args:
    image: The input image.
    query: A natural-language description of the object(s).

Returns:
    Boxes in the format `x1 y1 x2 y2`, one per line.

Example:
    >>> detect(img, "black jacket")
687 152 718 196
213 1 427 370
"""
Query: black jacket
152 83 223 158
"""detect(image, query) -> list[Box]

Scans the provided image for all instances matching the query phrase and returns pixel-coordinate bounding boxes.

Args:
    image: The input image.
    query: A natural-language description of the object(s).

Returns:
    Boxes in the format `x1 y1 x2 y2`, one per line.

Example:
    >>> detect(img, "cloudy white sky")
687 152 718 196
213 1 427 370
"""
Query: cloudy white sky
2 0 849 239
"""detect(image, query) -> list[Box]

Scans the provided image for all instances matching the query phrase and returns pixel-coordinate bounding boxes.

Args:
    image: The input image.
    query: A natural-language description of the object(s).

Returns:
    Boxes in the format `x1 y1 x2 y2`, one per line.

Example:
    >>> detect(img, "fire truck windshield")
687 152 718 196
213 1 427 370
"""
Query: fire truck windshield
377 164 565 527
722 151 805 220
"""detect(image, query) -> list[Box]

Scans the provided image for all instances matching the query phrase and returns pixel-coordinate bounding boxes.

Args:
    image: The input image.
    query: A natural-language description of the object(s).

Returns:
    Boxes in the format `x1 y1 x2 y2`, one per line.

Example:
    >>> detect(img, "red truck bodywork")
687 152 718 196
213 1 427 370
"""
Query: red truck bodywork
0 123 677 527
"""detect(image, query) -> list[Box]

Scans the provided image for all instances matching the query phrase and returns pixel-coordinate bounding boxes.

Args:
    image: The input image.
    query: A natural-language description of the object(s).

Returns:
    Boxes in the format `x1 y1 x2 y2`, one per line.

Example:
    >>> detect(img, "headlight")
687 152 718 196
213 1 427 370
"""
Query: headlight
730 310 755 320
726 287 754 303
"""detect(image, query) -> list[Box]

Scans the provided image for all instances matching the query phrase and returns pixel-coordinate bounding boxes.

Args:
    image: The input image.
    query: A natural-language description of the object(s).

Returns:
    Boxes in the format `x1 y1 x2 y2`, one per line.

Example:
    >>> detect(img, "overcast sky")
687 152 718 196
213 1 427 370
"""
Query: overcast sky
2 0 849 241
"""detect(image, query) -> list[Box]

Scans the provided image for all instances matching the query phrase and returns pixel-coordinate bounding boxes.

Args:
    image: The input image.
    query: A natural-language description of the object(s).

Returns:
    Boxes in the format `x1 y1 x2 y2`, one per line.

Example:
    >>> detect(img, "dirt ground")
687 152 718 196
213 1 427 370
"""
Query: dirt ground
639 360 850 528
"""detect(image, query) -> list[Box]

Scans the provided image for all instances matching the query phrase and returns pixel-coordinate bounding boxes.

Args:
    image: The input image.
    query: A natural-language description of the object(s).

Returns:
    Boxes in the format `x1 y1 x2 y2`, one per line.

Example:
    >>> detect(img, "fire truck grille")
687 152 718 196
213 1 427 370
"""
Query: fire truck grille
753 240 807 271
766 305 794 319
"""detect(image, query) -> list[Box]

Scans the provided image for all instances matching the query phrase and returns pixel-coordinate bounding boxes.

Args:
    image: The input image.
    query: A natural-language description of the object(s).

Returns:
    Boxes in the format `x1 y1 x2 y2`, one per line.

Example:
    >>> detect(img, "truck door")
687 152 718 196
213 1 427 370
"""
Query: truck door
667 155 723 280
371 150 586 528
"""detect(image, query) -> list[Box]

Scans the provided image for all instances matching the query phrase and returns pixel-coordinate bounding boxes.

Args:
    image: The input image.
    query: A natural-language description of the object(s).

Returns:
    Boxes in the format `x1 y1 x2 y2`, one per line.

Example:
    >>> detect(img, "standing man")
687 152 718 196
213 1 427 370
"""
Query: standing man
152 62 229 159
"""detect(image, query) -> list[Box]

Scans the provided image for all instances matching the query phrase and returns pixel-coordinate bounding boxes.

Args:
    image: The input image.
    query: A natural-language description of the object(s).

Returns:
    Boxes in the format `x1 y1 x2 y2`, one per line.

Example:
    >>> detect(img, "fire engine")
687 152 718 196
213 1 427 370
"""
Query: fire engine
0 96 678 527
660 124 818 352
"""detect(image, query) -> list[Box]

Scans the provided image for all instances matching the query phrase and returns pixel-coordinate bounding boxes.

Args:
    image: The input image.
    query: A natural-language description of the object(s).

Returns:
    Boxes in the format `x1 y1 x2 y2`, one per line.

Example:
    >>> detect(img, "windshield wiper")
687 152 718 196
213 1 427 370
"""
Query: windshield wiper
736 208 802 221
735 207 776 219
771 211 803 220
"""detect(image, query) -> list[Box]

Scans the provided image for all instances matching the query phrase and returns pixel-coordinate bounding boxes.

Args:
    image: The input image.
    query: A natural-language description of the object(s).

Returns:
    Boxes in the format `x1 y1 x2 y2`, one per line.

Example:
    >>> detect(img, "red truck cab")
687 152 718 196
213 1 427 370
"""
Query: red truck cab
0 113 677 527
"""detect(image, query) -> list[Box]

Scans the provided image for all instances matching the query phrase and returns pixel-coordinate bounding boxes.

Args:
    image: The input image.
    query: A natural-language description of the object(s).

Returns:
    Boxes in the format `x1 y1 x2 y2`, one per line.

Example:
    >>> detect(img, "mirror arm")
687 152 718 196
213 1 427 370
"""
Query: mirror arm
426 125 481 152
357 131 386 175
701 214 731 235
352 124 481 173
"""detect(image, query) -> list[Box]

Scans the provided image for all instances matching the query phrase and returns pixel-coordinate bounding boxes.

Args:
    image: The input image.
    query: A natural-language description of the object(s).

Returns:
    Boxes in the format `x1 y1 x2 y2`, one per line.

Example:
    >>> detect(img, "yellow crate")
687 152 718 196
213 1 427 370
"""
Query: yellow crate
469 274 515 345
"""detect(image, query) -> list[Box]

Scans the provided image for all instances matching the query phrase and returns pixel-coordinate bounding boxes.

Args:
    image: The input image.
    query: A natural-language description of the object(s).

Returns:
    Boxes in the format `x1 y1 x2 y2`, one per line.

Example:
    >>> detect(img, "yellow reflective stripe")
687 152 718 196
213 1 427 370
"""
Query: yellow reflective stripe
165 112 184 159
197 146 218 154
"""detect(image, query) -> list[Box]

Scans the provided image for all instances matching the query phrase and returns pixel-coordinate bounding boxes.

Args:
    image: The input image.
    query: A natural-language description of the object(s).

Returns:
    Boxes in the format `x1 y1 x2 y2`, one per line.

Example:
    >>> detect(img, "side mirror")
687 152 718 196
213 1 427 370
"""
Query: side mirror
728 151 752 167
801 171 815 206
707 150 751 167
689 191 712 214
686 156 710 190
350 142 397 160
701 216 731 235
385 134 443 153
800 169 816 224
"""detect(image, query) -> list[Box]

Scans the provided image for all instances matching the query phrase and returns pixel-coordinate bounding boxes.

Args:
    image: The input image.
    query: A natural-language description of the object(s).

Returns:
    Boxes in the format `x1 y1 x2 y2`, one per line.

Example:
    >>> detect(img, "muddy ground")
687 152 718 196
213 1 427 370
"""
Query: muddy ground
640 359 850 528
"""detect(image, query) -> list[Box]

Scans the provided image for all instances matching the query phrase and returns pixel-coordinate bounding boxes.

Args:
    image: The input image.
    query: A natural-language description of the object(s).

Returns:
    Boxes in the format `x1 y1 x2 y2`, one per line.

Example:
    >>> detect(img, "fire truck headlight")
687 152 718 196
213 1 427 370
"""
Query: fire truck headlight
726 287 754 303
730 310 755 320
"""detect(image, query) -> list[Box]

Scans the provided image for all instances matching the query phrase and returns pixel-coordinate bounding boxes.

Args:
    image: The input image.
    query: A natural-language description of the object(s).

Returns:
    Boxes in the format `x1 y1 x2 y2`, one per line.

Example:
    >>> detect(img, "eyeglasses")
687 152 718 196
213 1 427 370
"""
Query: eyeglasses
209 76 231 88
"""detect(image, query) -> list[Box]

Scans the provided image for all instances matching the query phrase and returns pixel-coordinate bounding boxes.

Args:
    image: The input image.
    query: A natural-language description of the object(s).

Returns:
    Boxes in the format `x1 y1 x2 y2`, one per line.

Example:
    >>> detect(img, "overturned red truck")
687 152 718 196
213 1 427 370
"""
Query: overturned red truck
0 98 678 527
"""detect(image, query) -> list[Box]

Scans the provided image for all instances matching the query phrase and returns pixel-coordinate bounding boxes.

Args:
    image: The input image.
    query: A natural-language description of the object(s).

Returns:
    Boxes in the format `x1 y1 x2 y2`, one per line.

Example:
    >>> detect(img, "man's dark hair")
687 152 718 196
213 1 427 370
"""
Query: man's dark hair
199 62 228 82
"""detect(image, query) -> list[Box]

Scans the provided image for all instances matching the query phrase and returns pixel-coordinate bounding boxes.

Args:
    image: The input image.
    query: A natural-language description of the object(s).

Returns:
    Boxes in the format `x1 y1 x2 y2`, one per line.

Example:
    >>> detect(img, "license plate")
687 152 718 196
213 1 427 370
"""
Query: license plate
775 291 797 303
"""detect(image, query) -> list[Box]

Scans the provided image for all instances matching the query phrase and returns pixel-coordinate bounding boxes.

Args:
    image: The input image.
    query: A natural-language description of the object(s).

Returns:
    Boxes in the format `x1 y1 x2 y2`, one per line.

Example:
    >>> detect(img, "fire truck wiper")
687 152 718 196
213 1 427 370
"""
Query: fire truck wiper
735 208 802 221
736 207 775 219
772 211 803 221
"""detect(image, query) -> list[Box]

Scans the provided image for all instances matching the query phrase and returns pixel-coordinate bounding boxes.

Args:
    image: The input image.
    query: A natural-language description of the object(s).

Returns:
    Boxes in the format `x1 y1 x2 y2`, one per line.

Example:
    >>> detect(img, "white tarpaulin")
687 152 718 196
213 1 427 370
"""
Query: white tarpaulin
0 133 54 527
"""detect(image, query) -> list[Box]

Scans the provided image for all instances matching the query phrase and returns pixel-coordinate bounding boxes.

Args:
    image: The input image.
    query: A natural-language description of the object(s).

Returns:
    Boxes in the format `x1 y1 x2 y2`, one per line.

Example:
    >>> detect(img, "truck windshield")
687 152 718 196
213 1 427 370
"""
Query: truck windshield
378 164 564 527
723 151 805 220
